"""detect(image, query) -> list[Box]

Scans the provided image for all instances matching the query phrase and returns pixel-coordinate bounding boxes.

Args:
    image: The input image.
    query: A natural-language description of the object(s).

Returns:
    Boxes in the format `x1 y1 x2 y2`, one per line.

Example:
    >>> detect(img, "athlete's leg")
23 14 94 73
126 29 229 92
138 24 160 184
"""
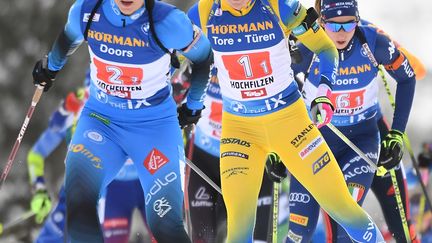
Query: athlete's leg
102 180 137 243
220 112 269 243
65 108 127 242
269 99 383 243
125 101 190 243
324 132 379 242
188 145 224 242
254 171 277 242
35 186 66 243
370 116 417 242
286 176 320 243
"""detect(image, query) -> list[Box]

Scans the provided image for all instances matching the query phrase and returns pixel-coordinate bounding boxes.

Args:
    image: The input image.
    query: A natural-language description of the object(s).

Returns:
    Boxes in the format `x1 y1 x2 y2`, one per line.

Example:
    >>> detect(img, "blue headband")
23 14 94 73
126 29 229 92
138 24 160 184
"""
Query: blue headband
321 0 359 20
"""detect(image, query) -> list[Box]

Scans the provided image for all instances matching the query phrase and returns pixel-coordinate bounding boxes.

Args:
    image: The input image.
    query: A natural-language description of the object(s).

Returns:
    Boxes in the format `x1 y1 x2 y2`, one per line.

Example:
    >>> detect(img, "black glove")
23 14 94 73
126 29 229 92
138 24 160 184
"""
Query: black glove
32 56 57 92
177 103 203 129
265 152 287 183
378 129 404 170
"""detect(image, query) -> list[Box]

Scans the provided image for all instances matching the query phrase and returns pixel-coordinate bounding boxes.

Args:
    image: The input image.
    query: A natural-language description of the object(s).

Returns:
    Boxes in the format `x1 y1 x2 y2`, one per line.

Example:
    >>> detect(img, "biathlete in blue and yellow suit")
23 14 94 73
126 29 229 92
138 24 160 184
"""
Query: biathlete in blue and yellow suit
188 0 384 242
31 0 214 241
287 0 416 242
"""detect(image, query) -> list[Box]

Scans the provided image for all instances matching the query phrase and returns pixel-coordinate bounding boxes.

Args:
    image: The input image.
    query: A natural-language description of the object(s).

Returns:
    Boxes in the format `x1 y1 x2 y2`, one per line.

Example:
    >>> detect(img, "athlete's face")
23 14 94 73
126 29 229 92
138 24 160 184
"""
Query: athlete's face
114 0 144 16
322 16 358 50
225 0 251 10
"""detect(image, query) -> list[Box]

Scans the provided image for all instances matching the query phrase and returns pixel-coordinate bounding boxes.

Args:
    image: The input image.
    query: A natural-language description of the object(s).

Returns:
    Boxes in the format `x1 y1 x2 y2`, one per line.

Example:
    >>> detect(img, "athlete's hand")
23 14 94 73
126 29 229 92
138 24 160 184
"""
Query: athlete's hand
30 179 52 224
177 103 203 129
265 152 287 183
378 129 404 170
32 56 57 92
310 84 334 128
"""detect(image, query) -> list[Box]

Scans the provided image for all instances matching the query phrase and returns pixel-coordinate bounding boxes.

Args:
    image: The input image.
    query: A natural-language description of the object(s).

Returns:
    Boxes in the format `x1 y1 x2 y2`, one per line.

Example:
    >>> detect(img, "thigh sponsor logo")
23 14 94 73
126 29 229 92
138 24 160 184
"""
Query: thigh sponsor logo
221 167 249 178
343 165 374 180
145 172 177 205
221 151 249 160
289 193 311 204
347 182 365 202
312 152 330 174
287 230 303 243
220 138 251 147
191 187 213 207
153 197 172 218
291 124 315 148
289 213 309 226
69 144 102 169
363 217 376 242
85 130 105 144
143 148 169 175
299 136 323 159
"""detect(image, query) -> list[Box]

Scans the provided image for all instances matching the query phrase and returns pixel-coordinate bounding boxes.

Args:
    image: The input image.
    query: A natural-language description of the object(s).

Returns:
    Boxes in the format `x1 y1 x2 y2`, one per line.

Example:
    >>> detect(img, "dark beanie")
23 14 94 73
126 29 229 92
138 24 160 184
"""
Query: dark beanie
320 0 359 20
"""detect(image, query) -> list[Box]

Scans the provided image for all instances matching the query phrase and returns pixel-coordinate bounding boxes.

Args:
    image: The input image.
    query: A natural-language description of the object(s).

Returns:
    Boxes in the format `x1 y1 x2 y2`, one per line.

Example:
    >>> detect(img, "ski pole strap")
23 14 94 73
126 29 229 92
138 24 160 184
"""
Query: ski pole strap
145 0 180 68
84 0 103 41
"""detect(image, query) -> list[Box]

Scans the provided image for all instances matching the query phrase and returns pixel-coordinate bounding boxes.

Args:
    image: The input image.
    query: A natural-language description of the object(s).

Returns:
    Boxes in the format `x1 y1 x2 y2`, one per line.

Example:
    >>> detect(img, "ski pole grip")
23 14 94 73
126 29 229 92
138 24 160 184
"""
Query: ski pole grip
32 85 44 106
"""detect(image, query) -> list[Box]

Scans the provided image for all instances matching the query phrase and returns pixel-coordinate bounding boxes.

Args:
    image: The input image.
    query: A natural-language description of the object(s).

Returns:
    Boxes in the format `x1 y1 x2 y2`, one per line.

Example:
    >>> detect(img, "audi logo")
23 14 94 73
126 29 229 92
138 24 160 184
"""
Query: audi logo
289 193 311 203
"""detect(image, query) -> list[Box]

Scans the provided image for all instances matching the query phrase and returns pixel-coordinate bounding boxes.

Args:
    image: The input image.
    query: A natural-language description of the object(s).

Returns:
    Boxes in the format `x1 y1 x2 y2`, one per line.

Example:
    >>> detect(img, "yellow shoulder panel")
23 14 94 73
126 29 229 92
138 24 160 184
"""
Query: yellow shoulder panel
198 0 215 36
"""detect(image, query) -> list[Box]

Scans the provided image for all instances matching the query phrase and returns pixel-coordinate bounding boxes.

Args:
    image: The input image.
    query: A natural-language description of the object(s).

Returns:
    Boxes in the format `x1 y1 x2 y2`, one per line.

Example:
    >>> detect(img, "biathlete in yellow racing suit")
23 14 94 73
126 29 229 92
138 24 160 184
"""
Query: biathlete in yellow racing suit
188 0 384 242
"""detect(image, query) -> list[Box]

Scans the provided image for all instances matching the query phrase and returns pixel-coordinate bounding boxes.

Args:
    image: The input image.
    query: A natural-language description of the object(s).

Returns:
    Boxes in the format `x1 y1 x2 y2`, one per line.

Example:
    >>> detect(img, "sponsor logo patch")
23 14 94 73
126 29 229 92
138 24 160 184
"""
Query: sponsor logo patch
220 138 251 147
241 88 267 99
312 152 331 174
289 213 309 226
287 230 303 243
143 148 169 175
348 182 365 202
299 136 323 159
291 124 314 148
153 197 172 218
221 167 249 178
221 151 249 159
69 144 102 169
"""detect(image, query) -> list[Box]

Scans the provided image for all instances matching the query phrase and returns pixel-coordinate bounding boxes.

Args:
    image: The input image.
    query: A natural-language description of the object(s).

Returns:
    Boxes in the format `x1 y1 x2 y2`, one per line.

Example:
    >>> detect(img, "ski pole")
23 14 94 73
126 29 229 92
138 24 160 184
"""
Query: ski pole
271 182 279 243
378 66 432 211
185 158 221 195
0 210 35 236
325 123 387 175
0 85 44 189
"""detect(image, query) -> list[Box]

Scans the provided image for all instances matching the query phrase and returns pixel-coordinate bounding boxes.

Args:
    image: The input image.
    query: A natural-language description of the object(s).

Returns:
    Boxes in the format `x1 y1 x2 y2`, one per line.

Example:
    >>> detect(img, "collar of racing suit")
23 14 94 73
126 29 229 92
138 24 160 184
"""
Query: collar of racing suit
102 0 147 27
220 0 256 16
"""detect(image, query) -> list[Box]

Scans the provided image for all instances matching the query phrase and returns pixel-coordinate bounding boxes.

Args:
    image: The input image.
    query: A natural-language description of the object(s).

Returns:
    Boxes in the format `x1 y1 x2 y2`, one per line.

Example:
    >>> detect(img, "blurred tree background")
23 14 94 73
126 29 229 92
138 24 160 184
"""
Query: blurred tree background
0 0 431 242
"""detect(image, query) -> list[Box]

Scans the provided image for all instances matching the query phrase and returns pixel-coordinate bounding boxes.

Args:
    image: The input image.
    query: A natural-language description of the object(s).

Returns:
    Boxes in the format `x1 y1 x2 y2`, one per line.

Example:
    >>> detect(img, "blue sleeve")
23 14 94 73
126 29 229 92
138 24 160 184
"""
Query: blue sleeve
157 8 213 110
156 9 194 50
291 44 314 76
32 128 65 158
375 33 416 132
47 0 85 71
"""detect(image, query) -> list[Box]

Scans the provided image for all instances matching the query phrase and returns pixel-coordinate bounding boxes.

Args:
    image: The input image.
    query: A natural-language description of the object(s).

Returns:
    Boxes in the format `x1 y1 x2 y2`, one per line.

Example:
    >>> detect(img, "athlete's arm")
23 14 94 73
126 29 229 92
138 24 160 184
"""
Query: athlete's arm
156 9 213 110
361 19 427 80
375 33 416 132
27 106 72 184
278 0 338 88
291 43 315 77
47 0 85 71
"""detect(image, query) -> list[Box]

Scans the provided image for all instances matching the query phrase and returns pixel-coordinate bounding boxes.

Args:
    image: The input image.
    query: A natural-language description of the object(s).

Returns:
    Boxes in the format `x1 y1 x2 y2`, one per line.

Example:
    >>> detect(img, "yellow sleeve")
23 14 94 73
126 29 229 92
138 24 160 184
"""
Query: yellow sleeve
27 150 45 184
